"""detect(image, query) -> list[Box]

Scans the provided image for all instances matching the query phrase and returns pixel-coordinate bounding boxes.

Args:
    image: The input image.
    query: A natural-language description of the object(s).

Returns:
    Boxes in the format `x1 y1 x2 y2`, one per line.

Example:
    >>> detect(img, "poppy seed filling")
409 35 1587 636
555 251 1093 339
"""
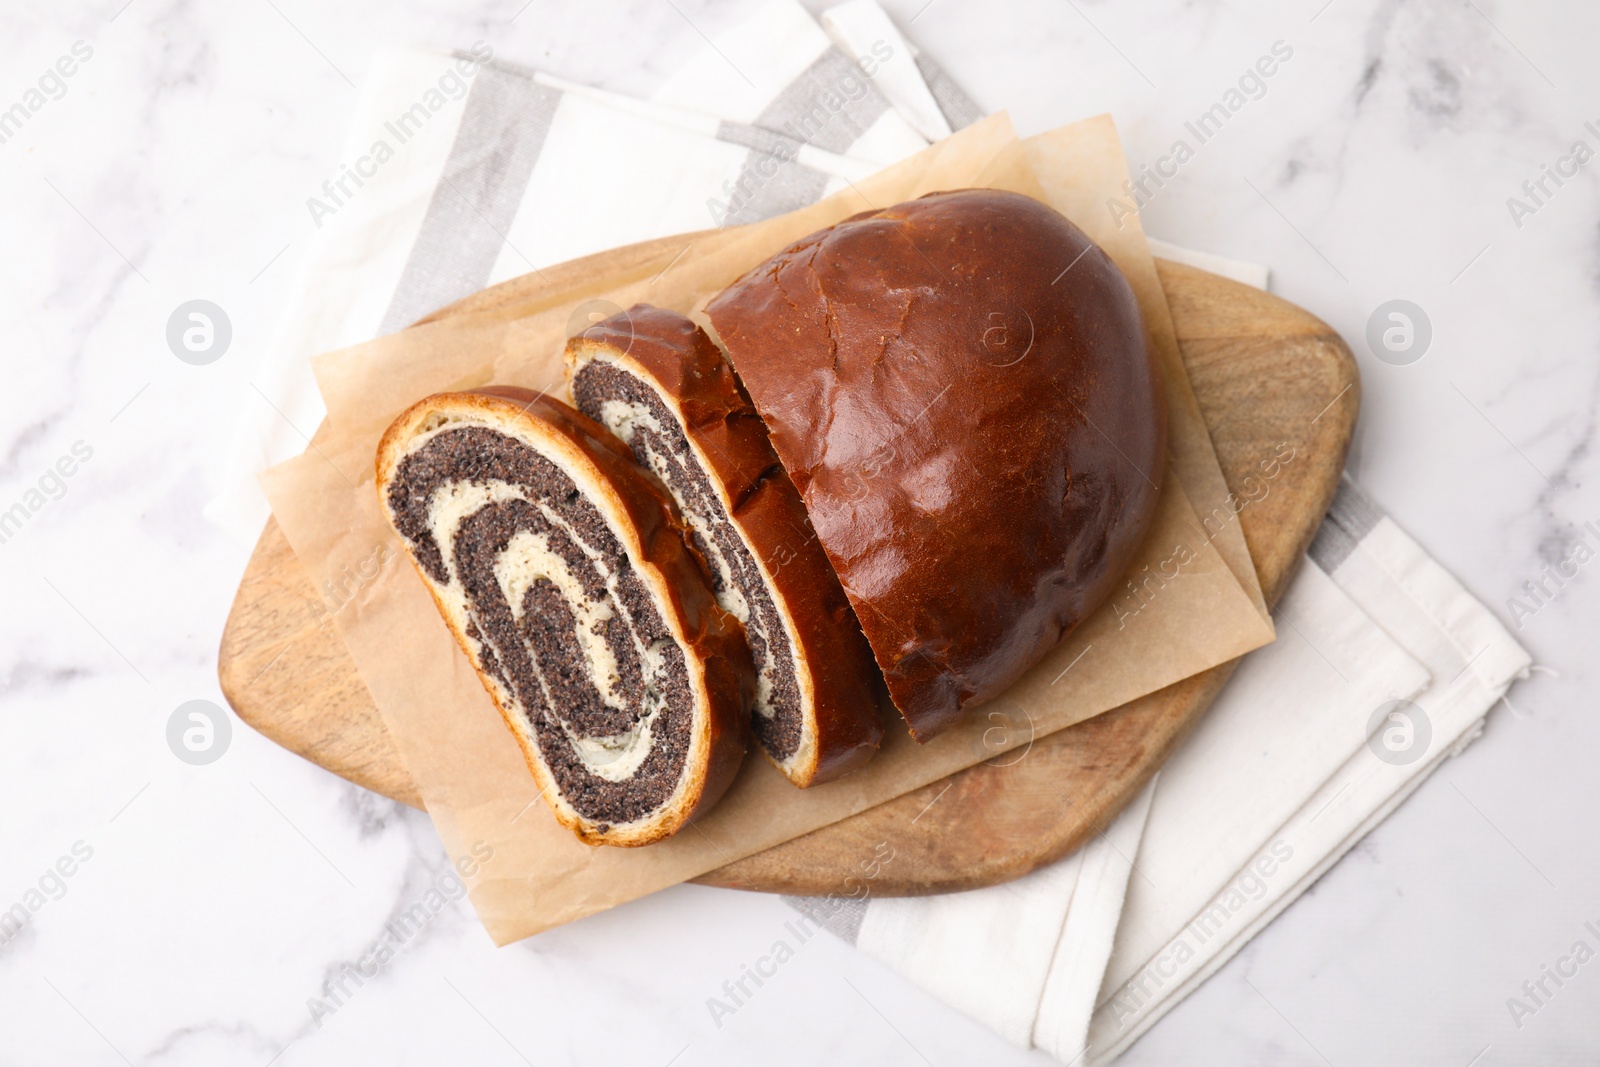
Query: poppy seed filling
386 424 695 827
572 360 805 763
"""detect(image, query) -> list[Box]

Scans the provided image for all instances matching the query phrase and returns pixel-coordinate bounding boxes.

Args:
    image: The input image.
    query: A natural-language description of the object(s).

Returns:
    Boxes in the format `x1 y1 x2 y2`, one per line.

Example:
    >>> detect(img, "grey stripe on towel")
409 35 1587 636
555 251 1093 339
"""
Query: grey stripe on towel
914 54 984 131
379 64 560 334
716 46 892 227
1308 477 1386 574
754 46 891 152
714 119 834 225
783 894 868 945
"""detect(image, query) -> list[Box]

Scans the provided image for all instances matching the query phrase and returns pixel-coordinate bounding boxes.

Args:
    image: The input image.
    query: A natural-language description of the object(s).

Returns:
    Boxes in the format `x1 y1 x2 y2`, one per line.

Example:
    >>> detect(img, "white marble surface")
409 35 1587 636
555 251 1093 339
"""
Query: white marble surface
2 1 1597 1063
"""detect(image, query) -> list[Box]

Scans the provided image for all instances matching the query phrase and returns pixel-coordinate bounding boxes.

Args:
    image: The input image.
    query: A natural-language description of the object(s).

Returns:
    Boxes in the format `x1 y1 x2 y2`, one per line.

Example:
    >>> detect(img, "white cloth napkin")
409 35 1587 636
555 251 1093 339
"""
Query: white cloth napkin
1087 477 1531 1060
798 469 1529 1063
204 2 1531 1062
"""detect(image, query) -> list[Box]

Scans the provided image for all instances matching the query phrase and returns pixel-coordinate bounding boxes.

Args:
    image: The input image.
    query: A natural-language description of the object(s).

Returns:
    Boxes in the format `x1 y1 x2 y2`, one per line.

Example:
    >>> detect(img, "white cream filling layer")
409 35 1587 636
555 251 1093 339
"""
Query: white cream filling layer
595 395 783 719
422 471 673 784
496 528 621 709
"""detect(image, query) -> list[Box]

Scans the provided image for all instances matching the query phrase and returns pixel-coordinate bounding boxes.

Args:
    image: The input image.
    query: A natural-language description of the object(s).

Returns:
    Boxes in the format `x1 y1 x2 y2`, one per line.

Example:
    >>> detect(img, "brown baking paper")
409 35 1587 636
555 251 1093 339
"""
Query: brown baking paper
259 112 1276 943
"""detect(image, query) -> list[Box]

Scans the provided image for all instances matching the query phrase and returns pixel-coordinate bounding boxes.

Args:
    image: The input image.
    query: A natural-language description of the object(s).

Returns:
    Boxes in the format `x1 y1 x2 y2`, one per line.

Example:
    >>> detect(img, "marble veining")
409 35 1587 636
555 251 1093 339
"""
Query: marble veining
2 1 1598 1064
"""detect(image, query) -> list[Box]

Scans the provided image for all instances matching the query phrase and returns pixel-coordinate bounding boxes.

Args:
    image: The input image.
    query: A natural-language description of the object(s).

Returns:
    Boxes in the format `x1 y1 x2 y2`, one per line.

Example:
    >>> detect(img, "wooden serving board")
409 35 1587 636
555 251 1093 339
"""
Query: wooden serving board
218 256 1357 896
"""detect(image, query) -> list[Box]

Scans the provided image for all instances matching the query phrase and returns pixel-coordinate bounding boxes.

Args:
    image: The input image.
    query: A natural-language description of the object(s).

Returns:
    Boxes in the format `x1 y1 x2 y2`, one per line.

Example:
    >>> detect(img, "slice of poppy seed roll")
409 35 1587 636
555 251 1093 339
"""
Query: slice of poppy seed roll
376 387 753 847
566 305 883 787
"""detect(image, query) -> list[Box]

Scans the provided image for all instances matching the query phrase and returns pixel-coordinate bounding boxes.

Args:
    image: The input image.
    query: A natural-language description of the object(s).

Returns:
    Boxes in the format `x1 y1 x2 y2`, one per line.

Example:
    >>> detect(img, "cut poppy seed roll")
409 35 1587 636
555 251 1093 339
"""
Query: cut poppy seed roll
376 387 753 846
707 189 1168 741
567 306 883 787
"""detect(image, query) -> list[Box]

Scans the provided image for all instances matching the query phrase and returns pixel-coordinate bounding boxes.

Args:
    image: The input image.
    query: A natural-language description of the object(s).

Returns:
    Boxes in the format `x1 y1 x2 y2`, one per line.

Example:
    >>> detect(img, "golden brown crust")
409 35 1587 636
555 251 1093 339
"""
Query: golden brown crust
706 189 1168 741
374 388 752 845
566 307 884 786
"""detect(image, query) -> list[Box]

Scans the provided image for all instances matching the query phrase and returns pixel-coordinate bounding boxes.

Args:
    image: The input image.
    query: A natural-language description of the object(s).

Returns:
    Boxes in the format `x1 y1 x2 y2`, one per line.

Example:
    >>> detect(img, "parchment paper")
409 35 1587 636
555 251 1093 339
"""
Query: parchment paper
259 112 1277 942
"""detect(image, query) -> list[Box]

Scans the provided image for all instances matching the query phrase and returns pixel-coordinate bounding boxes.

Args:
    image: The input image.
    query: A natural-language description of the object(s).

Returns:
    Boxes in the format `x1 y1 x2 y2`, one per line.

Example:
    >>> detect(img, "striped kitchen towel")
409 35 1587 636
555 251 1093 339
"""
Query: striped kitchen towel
792 476 1529 1064
204 0 950 541
1084 478 1530 1062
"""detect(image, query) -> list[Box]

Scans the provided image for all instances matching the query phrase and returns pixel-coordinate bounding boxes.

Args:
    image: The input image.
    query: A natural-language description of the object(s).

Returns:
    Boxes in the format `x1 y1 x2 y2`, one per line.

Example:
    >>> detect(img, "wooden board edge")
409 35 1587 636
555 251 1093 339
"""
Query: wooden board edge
214 257 1361 897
